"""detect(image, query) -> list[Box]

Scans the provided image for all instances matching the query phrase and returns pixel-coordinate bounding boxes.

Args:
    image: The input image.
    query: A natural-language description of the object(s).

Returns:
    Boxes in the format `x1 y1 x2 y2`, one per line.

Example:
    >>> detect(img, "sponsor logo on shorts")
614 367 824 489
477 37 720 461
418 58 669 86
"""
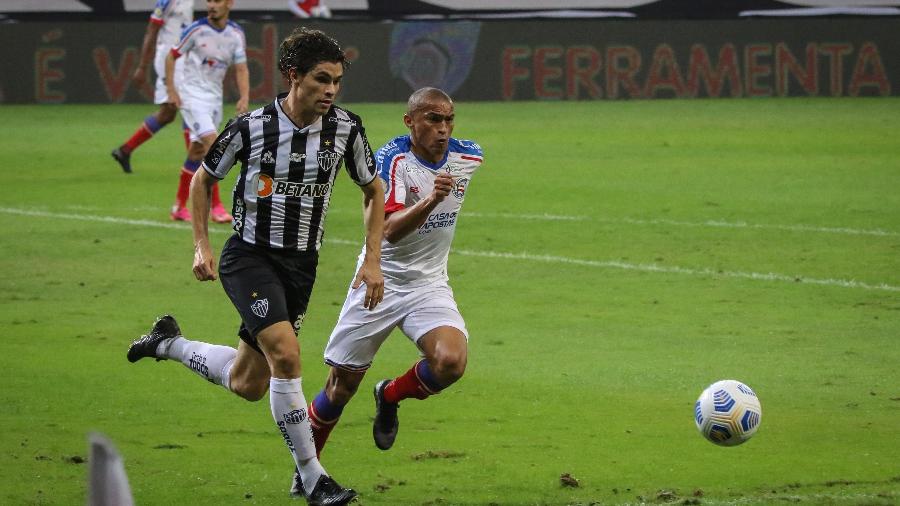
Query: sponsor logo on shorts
293 312 306 333
283 408 307 424
250 298 269 318
317 149 341 173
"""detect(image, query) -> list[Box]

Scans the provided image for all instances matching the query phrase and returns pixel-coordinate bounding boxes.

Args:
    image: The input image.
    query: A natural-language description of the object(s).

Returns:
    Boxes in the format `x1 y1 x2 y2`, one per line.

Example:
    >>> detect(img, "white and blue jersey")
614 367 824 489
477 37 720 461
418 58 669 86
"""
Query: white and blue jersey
171 18 246 106
150 0 193 52
149 0 192 104
364 134 484 290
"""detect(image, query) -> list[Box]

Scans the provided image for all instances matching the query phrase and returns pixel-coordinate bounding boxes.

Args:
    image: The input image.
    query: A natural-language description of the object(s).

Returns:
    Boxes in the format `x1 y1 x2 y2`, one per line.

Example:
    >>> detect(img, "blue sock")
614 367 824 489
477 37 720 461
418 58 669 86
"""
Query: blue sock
311 390 345 423
415 359 445 392
144 115 164 134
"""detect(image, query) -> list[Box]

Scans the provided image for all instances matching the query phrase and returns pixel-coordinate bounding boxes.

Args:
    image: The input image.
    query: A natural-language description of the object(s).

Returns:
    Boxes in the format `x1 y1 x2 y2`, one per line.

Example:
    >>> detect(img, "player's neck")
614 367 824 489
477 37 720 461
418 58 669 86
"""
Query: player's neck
207 15 228 30
410 145 444 166
281 94 320 129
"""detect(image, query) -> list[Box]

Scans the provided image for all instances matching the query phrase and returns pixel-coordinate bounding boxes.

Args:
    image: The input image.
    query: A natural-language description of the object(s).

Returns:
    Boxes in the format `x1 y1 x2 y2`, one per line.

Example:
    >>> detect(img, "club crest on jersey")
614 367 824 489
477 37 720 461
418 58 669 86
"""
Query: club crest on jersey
261 150 275 164
452 177 470 200
317 150 341 173
250 298 269 318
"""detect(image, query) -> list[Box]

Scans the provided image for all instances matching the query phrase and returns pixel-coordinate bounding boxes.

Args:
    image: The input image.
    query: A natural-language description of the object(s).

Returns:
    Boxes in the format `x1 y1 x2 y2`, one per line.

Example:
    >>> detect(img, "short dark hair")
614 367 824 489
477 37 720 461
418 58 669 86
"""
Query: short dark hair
407 87 453 115
278 27 348 79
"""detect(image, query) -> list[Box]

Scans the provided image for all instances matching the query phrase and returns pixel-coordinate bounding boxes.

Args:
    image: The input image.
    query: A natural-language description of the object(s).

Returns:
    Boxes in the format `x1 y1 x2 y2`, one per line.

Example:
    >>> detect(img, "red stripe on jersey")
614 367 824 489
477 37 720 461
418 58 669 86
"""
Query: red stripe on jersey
175 26 203 52
461 155 482 162
385 155 406 213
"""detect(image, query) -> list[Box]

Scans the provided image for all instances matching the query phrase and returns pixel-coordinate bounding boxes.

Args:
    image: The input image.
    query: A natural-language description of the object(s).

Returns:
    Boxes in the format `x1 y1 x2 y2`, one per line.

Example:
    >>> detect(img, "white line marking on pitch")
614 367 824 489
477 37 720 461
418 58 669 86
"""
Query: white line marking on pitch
464 212 900 237
3 206 898 292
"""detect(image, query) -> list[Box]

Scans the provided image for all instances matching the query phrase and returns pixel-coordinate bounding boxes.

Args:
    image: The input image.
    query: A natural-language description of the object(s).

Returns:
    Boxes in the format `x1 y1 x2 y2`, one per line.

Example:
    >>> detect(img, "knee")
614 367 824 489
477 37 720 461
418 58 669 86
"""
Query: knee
432 352 467 385
158 106 177 124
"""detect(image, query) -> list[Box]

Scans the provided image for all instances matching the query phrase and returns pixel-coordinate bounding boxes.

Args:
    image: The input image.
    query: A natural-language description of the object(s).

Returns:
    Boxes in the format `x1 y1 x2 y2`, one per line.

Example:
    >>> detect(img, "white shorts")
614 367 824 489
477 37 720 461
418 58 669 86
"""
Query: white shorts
179 99 222 142
323 281 468 371
152 49 184 105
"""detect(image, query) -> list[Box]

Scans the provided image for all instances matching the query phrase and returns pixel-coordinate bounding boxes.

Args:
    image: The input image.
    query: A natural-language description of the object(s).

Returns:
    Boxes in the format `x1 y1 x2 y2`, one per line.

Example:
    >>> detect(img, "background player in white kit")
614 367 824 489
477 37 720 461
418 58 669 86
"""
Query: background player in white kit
306 87 484 456
111 0 193 174
165 0 249 223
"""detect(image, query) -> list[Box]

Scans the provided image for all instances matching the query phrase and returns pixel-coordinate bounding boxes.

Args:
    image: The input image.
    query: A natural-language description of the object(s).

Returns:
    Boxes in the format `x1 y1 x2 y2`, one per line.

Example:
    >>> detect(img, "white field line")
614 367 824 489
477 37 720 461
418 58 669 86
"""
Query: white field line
463 211 900 238
4 206 899 293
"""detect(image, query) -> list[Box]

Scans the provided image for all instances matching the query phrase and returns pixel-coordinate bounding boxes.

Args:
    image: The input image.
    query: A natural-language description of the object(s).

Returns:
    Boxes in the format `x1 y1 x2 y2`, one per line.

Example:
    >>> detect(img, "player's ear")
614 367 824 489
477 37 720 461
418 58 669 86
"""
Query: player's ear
403 113 413 129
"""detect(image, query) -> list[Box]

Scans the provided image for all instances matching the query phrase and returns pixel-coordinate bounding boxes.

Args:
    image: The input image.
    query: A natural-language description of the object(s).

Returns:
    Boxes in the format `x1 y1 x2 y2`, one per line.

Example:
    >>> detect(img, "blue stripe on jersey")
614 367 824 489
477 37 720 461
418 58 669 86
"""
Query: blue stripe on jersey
155 0 171 12
449 137 483 158
375 134 483 177
227 20 244 33
180 18 208 39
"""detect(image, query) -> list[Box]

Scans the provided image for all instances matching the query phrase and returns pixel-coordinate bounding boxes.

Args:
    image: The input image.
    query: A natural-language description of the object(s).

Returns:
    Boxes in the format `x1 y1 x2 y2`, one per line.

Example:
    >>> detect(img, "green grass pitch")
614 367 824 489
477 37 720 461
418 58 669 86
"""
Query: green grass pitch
0 98 898 505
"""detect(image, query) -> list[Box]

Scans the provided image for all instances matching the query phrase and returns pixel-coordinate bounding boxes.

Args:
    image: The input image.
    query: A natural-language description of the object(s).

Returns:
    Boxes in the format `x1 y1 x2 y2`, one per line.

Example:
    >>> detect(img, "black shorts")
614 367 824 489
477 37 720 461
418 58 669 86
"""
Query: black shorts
218 234 318 355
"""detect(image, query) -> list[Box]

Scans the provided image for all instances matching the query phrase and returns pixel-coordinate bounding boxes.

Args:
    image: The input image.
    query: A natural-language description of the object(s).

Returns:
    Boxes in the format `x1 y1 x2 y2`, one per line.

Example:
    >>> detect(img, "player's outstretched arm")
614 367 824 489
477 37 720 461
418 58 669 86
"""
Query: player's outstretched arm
190 169 217 281
383 172 453 243
352 178 385 310
234 62 250 114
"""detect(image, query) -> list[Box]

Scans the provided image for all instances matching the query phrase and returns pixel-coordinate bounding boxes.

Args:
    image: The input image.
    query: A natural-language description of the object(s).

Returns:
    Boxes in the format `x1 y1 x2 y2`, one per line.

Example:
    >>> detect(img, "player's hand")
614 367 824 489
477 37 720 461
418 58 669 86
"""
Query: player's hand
192 242 218 281
168 89 182 109
132 66 147 86
236 97 249 115
352 260 384 310
431 173 454 202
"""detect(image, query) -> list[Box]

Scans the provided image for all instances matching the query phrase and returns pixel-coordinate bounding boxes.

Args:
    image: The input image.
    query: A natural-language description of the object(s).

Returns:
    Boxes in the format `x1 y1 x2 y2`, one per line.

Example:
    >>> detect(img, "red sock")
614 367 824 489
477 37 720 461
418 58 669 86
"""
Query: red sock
384 363 433 403
176 169 193 209
308 403 338 458
123 124 154 153
211 182 223 207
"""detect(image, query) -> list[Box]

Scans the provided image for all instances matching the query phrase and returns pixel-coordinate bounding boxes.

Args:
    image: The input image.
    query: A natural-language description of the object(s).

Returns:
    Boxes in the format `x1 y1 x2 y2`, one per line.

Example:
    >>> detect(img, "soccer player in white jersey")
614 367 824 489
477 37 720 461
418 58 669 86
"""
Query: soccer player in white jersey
165 0 249 223
111 0 193 174
127 28 382 505
307 87 484 456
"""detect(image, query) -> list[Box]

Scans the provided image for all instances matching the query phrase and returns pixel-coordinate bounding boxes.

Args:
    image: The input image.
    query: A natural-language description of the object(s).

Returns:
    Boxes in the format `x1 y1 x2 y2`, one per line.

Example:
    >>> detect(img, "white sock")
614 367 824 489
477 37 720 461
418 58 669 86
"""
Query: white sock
159 336 236 390
269 377 326 492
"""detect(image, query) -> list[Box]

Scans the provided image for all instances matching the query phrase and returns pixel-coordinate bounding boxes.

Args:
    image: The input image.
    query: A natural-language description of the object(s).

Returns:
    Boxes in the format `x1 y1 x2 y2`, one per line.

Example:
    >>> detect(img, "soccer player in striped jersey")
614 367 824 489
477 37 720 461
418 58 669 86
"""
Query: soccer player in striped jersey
306 87 483 457
127 28 382 505
165 0 249 223
111 0 193 174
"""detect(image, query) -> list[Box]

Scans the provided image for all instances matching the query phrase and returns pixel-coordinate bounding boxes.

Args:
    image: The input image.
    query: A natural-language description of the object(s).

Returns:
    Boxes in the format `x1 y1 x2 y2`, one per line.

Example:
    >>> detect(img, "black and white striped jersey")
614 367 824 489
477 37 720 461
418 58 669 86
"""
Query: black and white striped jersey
202 93 377 251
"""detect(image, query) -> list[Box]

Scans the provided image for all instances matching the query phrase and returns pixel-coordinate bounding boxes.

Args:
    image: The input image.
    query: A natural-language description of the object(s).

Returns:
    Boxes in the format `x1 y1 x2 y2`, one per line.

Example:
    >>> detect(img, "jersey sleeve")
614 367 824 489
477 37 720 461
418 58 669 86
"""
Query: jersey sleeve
202 117 245 180
377 154 407 213
230 23 248 65
343 125 378 187
171 23 197 57
150 0 169 25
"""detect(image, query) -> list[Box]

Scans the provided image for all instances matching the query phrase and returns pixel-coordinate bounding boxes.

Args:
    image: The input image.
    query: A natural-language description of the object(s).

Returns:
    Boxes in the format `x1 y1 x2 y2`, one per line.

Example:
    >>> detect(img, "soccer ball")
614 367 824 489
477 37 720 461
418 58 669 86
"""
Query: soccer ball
694 380 762 446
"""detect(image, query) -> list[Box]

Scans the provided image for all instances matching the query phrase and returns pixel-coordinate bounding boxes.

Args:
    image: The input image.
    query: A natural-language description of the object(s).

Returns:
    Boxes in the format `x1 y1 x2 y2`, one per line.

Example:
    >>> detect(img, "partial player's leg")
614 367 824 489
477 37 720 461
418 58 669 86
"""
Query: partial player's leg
255 322 357 505
373 326 467 450
308 366 366 458
111 102 178 174
126 314 243 393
